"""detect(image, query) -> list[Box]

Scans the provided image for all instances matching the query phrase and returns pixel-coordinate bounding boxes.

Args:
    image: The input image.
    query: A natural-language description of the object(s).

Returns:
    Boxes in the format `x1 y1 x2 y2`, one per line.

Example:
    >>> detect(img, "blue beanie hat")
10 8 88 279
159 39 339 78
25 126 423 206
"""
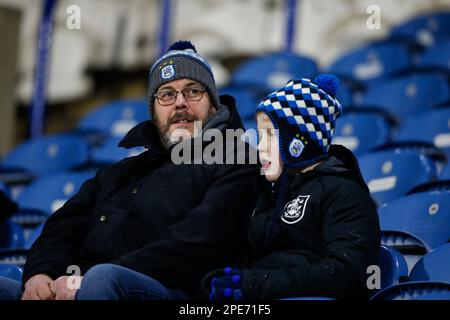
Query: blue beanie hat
148 40 220 113
256 74 343 170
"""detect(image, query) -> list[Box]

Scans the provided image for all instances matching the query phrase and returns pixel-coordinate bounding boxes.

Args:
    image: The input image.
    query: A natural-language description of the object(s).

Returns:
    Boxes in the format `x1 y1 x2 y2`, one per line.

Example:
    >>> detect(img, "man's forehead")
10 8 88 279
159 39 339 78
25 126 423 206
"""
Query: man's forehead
158 79 201 91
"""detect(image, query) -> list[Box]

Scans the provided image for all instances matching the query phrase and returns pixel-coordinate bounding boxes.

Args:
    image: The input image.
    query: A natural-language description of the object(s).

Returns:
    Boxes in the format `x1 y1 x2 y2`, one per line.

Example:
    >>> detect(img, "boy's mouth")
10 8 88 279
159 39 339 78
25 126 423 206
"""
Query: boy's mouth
261 161 271 170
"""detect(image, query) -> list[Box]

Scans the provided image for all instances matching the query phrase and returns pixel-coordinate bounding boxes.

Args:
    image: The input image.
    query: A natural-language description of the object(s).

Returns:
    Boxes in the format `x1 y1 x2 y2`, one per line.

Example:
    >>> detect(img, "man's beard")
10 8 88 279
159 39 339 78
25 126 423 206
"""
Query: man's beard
154 107 215 149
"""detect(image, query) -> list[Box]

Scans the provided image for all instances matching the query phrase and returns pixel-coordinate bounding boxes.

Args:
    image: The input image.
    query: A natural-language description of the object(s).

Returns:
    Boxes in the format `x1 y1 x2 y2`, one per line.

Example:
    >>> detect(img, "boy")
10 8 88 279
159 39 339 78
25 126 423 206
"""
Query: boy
204 75 381 300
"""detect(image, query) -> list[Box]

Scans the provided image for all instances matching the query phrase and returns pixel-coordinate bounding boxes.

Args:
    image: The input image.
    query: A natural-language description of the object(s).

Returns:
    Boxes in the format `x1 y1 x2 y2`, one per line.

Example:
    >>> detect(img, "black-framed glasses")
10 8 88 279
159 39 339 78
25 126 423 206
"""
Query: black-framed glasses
154 86 207 106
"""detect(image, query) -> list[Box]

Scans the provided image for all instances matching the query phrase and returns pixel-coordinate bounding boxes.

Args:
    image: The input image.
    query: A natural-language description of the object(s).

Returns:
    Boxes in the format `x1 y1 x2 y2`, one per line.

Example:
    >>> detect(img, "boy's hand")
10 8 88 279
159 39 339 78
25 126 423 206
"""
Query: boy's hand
209 267 243 300
22 274 55 300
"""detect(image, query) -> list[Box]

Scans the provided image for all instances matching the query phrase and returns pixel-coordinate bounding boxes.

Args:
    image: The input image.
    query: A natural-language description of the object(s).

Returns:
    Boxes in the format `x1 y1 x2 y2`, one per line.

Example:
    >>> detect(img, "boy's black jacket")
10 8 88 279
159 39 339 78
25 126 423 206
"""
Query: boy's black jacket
241 145 381 300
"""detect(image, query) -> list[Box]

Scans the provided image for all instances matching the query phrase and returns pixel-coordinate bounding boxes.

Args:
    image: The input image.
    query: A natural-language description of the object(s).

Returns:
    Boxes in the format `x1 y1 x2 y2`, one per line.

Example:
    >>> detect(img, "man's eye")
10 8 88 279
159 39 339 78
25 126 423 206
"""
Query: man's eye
185 88 202 96
160 91 176 99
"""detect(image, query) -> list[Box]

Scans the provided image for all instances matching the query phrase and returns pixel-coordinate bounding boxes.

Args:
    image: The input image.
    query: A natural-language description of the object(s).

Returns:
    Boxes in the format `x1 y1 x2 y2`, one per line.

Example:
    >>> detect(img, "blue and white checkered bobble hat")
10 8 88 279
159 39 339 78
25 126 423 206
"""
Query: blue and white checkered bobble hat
256 74 343 169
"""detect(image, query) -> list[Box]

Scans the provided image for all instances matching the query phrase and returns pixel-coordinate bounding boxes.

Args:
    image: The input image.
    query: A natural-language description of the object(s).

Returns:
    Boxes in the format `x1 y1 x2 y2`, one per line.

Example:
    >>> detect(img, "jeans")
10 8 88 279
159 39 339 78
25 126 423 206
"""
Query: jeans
0 276 22 300
0 264 192 300
76 264 192 300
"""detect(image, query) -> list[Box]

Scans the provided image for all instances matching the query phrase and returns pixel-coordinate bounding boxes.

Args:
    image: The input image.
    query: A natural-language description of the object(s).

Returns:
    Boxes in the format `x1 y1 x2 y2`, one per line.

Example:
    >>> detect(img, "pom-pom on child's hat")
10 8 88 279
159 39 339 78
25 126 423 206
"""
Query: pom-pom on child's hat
256 74 343 170
148 40 220 113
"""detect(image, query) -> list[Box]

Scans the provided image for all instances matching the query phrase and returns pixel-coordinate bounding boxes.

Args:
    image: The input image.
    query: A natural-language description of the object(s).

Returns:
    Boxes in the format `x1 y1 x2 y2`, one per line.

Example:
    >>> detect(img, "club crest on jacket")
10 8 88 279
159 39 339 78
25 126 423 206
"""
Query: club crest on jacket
281 195 310 224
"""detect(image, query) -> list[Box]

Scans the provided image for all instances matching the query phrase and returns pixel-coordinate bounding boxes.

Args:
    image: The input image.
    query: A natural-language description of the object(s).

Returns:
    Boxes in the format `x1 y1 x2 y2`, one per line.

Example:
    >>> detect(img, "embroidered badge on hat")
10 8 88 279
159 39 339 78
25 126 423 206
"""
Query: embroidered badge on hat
161 65 175 79
281 195 310 224
289 138 304 158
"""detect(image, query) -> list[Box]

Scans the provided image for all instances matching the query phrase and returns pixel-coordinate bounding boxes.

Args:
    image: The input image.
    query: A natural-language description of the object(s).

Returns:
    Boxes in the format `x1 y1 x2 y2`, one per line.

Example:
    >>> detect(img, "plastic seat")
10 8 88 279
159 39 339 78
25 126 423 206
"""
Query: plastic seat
408 243 450 283
0 182 18 220
358 149 437 206
327 41 411 83
15 171 95 217
395 108 450 154
2 134 91 177
371 244 450 300
0 263 22 282
91 138 146 166
390 12 450 47
219 87 260 121
441 162 450 179
371 281 450 300
378 191 450 254
332 110 392 155
0 220 25 250
417 40 450 71
360 73 450 121
230 52 317 92
379 245 409 289
77 99 149 139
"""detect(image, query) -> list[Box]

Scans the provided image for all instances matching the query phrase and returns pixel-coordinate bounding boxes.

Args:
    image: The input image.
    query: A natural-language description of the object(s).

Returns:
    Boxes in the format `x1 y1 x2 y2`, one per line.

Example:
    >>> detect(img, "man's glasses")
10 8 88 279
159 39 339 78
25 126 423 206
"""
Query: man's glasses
154 86 207 106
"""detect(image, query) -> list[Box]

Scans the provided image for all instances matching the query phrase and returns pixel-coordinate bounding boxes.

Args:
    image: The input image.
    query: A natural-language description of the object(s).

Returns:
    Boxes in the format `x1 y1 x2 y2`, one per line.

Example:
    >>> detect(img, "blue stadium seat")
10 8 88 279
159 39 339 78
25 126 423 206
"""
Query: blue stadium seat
230 52 317 92
0 182 17 220
0 249 28 268
371 243 450 300
0 224 44 269
77 99 149 139
390 11 450 47
358 149 437 206
379 245 409 289
406 180 450 195
395 108 450 154
327 41 411 83
0 263 22 282
371 281 450 300
360 73 450 121
332 110 392 155
15 171 95 216
441 162 450 179
23 223 44 249
219 87 260 121
91 138 146 165
408 243 450 283
417 40 450 71
378 191 450 254
1 134 91 177
0 220 25 250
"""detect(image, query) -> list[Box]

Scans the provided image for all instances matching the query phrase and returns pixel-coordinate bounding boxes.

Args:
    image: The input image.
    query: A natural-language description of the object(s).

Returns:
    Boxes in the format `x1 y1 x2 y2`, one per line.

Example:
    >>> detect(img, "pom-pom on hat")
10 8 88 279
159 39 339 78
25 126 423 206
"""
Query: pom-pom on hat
256 74 343 170
148 40 220 113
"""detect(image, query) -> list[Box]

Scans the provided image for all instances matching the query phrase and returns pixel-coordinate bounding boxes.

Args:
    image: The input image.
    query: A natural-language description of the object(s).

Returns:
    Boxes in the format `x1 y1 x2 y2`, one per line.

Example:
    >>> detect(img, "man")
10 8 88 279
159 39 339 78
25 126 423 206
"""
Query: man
0 41 261 300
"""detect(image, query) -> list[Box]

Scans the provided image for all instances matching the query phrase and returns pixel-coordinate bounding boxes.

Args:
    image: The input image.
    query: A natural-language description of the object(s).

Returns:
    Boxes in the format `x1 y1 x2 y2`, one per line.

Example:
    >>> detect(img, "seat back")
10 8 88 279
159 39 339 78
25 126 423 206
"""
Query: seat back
0 263 22 282
358 150 437 206
77 99 149 138
379 245 409 289
408 243 450 283
2 134 90 176
91 138 146 165
16 171 95 216
231 52 317 92
360 73 450 121
0 220 24 250
395 108 450 154
378 191 450 253
327 42 411 83
333 111 391 155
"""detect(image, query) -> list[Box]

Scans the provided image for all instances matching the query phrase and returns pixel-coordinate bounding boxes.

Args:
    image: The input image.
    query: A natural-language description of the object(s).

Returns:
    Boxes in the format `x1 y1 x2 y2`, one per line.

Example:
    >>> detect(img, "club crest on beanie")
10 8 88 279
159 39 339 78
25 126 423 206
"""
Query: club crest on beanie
256 74 343 170
148 40 220 113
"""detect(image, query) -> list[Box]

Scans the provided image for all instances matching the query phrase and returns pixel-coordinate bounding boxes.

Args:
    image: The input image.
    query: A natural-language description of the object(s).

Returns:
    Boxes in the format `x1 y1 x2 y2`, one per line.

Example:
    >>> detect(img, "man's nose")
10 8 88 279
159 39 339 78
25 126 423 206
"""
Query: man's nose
174 91 187 109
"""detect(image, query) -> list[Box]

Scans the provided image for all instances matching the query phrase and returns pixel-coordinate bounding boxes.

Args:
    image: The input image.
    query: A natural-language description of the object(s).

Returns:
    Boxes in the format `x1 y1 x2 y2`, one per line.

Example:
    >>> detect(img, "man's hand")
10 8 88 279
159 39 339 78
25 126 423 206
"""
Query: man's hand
22 274 55 300
49 275 83 300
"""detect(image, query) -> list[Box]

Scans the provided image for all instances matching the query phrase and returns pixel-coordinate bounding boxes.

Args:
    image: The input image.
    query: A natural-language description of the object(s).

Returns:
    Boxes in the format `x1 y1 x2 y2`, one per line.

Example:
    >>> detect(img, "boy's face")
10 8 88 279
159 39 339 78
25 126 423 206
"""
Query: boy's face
257 112 283 182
